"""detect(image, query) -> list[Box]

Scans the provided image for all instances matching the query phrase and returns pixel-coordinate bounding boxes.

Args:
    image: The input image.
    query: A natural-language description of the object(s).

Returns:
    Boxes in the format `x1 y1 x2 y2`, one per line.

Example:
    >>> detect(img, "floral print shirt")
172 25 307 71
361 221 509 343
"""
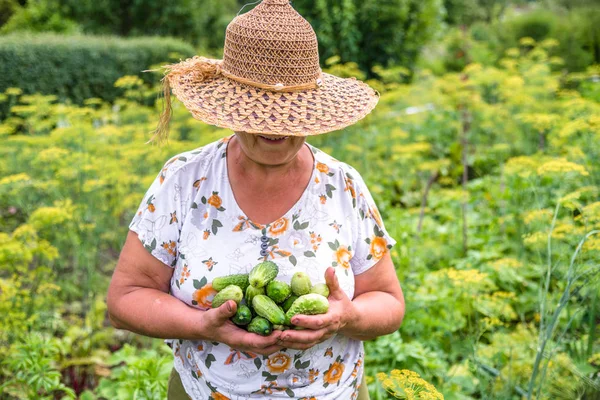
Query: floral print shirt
129 136 396 399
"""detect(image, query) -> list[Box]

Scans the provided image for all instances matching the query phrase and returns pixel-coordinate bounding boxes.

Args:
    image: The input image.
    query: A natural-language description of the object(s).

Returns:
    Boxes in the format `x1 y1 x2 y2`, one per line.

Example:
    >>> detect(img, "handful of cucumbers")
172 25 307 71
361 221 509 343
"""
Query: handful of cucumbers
211 261 330 335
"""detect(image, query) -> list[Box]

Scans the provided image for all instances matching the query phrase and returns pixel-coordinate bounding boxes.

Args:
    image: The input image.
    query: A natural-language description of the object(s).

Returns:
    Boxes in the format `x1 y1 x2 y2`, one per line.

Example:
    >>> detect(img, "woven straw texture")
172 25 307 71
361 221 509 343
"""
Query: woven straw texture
150 0 379 141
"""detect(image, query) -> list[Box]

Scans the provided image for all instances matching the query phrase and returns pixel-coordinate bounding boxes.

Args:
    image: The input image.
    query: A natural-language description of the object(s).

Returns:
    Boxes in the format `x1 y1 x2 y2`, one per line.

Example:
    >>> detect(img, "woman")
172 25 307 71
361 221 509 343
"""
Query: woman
107 1 404 399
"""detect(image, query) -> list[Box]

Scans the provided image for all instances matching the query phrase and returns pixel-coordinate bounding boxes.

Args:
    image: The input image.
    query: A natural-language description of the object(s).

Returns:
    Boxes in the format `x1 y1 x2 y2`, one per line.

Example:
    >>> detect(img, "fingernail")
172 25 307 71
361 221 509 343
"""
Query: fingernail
292 318 298 324
226 301 232 312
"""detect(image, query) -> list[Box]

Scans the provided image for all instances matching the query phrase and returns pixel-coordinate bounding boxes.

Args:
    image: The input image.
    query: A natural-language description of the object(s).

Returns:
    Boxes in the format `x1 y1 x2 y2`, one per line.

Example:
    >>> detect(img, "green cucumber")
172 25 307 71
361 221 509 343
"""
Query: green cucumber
252 295 286 325
266 280 292 303
245 285 265 305
247 316 272 336
291 272 312 296
310 283 330 298
281 295 299 312
212 274 249 292
285 293 329 320
211 285 243 308
249 261 279 288
232 304 252 326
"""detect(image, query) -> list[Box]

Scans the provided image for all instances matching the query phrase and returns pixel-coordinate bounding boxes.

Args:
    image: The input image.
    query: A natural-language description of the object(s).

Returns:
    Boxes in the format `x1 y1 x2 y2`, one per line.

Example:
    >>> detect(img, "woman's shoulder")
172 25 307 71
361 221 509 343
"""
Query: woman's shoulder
155 137 228 186
309 143 368 187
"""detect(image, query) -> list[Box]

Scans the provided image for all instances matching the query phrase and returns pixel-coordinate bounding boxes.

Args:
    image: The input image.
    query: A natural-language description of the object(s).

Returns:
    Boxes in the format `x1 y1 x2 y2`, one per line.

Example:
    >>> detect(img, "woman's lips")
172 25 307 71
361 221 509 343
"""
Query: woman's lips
258 135 289 143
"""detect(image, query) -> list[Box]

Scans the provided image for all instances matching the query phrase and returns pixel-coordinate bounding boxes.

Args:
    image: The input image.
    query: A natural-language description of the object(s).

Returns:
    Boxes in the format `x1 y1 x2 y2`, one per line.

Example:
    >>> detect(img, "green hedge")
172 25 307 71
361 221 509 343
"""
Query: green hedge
0 33 196 105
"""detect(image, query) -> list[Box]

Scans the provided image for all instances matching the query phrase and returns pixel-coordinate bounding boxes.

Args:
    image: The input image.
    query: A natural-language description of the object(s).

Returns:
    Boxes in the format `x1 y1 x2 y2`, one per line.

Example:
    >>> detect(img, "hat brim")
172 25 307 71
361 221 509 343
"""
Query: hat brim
167 69 379 136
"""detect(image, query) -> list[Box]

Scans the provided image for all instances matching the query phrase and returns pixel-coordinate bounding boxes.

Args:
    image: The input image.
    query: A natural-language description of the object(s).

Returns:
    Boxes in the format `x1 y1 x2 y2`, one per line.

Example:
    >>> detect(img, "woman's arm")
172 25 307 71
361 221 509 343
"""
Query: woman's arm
277 252 404 349
106 230 283 355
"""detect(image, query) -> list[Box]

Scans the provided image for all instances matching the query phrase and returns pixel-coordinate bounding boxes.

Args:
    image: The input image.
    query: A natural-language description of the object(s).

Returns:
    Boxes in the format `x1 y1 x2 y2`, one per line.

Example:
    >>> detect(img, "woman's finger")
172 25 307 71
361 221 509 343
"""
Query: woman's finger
324 267 345 301
291 313 332 330
278 328 327 345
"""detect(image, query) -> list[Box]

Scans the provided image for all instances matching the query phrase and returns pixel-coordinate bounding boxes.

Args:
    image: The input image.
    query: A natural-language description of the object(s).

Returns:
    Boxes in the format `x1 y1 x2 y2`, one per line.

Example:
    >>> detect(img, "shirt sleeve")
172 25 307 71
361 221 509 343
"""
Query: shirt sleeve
348 168 397 275
128 156 186 268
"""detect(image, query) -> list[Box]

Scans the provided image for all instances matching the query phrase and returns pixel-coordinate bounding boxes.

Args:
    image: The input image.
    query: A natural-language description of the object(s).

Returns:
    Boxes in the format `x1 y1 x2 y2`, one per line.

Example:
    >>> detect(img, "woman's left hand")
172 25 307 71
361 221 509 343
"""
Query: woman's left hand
277 267 356 350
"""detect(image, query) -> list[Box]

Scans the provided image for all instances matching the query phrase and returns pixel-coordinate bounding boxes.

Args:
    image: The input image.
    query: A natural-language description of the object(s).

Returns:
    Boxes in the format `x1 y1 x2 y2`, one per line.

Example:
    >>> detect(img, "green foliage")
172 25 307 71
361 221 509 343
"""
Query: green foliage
0 0 81 35
0 33 196 113
292 0 445 77
0 29 600 399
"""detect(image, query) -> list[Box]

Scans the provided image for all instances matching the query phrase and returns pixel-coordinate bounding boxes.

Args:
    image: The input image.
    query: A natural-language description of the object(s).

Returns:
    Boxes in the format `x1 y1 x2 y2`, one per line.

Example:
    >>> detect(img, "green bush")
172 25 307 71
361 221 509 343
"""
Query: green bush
0 33 196 112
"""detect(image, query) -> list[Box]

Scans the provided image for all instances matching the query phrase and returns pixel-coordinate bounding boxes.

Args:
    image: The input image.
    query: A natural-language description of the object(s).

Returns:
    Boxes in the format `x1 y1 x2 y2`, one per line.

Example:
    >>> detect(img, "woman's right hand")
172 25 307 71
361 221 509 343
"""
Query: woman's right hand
200 300 283 356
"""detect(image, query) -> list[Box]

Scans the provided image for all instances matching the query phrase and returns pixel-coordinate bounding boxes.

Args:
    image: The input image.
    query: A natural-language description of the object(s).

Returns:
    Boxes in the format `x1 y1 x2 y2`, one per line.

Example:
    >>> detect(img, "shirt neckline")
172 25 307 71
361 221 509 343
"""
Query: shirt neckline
222 135 317 228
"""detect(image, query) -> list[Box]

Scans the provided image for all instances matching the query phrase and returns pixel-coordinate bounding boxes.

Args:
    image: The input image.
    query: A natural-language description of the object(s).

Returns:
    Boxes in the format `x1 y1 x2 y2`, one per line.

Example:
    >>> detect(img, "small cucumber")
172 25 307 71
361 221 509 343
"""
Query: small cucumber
232 304 252 326
247 316 272 336
291 272 312 296
249 261 279 288
266 280 292 303
310 283 330 298
245 285 265 305
212 274 249 292
286 293 329 320
211 285 243 308
281 295 299 312
252 295 286 325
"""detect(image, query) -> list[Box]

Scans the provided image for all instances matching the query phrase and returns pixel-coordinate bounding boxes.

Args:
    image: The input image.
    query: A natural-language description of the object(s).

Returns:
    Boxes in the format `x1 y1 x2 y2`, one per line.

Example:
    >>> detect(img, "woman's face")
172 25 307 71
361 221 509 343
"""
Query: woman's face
233 131 306 167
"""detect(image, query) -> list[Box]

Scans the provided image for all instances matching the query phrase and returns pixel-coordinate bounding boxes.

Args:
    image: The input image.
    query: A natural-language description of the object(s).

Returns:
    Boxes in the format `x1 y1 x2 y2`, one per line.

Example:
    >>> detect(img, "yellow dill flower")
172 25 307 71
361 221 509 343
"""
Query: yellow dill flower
114 75 144 88
540 38 560 49
575 202 600 225
0 173 31 185
505 47 520 58
377 369 444 400
391 142 432 155
445 268 489 285
557 119 590 138
588 353 600 366
582 237 600 252
505 156 540 178
4 87 23 96
523 209 553 225
519 37 536 46
537 158 589 177
488 258 523 270
517 113 561 133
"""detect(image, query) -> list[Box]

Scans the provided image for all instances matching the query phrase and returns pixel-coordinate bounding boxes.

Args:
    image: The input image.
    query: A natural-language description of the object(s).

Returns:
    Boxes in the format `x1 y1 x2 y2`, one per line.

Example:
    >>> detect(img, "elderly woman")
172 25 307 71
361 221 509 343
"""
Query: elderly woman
106 1 404 399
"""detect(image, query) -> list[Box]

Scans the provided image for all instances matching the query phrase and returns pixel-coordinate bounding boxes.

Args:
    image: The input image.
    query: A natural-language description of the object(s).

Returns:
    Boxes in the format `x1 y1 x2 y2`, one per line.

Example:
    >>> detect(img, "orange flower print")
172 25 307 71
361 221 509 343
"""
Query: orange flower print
335 246 352 270
329 220 342 234
323 361 345 386
147 203 156 213
193 177 207 190
319 194 327 204
344 177 356 202
207 192 223 209
351 358 362 378
179 264 191 285
309 231 322 252
268 217 289 236
369 236 388 261
202 257 218 271
324 347 333 357
316 162 329 173
369 205 383 227
266 352 291 374
203 229 210 240
161 241 177 257
170 211 178 224
192 283 217 309
210 392 230 400
309 368 319 383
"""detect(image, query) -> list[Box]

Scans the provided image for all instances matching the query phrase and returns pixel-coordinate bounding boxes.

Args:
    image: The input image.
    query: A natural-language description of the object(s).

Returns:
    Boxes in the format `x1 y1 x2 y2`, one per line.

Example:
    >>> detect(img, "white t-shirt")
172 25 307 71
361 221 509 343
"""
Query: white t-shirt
129 136 396 399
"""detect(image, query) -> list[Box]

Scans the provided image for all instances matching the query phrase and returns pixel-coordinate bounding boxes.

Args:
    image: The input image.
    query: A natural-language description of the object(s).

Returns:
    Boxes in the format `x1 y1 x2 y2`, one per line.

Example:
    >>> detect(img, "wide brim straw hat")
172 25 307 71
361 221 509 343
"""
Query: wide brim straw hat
146 0 379 142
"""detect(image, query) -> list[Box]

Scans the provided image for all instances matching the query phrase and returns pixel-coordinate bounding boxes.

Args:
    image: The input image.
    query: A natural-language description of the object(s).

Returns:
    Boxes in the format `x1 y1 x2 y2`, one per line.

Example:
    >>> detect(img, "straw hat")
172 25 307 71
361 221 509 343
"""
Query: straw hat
147 0 379 142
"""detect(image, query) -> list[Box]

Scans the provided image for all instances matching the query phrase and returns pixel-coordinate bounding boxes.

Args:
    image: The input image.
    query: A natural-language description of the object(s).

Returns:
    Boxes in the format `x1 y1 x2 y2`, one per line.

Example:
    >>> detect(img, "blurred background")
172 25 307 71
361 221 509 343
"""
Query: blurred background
0 0 599 399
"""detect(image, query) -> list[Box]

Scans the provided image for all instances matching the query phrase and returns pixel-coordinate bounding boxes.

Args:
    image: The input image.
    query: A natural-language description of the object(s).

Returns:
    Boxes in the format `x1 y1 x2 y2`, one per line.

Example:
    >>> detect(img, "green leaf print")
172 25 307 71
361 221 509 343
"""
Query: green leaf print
304 251 315 258
193 277 207 289
289 255 297 266
254 358 262 370
285 388 295 397
205 353 216 368
262 371 278 382
325 184 336 198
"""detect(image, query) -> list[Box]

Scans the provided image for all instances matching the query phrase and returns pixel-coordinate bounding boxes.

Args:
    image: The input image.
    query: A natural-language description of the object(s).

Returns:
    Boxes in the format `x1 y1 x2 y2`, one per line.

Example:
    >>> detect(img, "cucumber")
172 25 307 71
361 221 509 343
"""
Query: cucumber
249 261 279 288
232 304 252 326
272 324 290 330
247 316 272 336
291 272 312 296
211 285 243 308
252 295 286 325
212 274 249 292
286 293 329 320
266 280 292 303
281 295 298 312
245 285 265 305
310 283 330 298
